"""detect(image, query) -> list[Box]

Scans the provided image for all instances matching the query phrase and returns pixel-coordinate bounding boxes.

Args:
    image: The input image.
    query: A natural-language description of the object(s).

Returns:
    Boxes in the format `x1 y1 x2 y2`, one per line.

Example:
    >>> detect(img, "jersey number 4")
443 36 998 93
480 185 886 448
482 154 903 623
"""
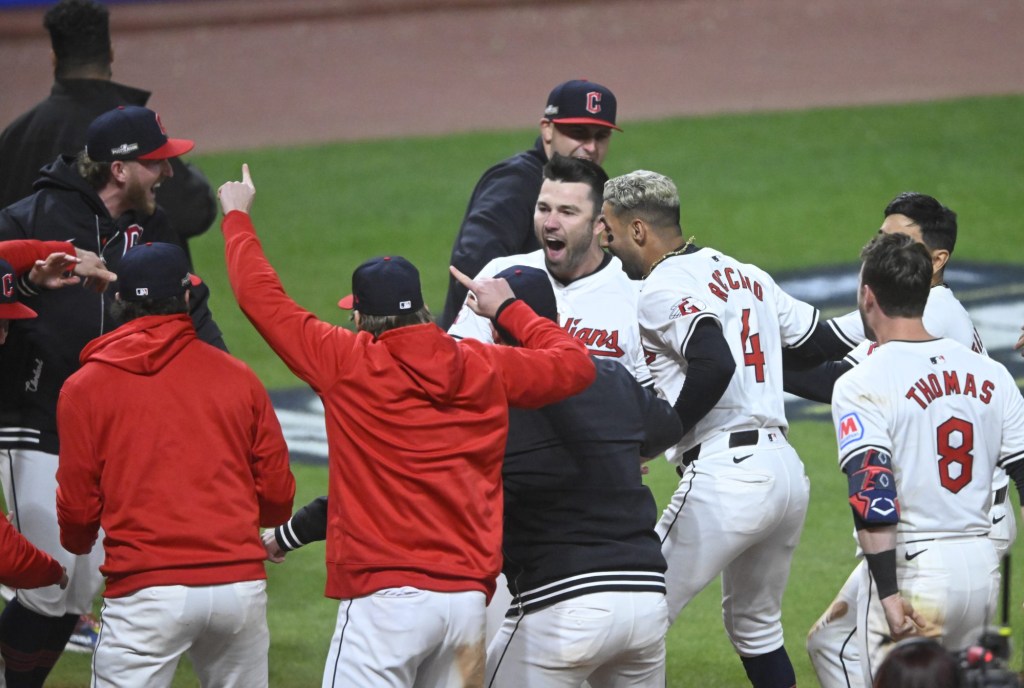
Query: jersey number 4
937 417 974 494
740 309 765 382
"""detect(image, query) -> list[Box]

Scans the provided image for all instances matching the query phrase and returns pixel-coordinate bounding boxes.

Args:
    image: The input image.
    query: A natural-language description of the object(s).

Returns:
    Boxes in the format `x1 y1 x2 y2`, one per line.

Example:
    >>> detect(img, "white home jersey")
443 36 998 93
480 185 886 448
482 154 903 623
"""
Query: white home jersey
639 247 818 455
448 249 651 385
836 285 986 365
833 338 1024 537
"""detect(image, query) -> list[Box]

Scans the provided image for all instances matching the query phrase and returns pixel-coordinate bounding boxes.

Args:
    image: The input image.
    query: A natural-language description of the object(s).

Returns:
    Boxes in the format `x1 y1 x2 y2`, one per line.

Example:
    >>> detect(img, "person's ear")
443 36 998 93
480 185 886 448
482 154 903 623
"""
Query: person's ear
930 248 950 279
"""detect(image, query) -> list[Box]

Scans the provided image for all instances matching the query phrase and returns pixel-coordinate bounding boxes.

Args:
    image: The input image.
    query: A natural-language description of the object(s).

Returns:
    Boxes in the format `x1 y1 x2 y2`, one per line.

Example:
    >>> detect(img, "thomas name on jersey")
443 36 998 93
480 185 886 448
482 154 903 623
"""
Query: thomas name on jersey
905 370 994 410
709 266 764 302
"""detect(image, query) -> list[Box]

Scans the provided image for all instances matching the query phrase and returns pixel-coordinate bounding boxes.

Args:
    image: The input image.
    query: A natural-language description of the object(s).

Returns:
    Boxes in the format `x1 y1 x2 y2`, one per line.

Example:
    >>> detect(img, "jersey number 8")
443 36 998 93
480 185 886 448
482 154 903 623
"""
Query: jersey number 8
937 416 974 494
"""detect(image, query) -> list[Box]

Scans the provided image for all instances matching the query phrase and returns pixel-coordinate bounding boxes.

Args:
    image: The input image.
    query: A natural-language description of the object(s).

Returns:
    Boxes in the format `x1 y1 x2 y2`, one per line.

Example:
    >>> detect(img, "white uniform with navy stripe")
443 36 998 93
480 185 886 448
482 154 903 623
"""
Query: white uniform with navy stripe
448 249 651 385
809 285 1013 688
639 247 817 655
831 338 1024 684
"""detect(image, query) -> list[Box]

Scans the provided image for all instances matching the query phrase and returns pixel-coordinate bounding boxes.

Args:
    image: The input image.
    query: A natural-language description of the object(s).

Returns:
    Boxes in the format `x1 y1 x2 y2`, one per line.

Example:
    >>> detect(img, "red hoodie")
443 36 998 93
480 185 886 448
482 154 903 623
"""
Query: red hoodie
56 314 295 598
0 518 63 589
0 239 76 273
222 211 595 601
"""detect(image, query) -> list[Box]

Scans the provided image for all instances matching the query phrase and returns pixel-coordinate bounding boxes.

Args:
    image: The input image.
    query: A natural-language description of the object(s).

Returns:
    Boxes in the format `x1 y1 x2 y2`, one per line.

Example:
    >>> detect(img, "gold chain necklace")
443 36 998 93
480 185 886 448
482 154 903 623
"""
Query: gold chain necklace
645 236 695 279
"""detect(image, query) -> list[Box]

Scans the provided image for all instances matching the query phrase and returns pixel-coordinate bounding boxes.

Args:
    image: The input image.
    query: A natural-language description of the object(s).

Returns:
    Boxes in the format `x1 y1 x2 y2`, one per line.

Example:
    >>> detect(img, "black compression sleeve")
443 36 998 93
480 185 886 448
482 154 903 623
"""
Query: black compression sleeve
782 360 853 403
274 496 328 551
784 321 854 369
672 320 736 435
865 549 899 599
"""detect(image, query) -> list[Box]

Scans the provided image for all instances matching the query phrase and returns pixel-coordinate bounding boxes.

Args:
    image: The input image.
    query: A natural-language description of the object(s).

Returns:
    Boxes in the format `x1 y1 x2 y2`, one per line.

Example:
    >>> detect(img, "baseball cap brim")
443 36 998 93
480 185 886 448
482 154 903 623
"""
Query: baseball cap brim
550 116 622 132
337 294 355 310
138 137 195 160
0 302 37 320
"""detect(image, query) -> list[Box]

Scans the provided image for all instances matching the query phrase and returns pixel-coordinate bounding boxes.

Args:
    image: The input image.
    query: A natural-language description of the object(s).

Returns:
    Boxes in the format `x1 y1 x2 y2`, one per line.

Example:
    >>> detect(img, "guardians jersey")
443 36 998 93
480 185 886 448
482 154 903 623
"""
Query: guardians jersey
833 338 1024 537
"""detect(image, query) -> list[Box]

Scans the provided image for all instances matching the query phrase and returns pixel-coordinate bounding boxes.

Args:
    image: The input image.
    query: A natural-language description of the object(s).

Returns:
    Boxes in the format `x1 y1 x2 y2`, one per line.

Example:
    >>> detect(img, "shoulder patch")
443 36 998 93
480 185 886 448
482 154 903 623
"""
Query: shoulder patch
837 412 864 450
670 296 707 320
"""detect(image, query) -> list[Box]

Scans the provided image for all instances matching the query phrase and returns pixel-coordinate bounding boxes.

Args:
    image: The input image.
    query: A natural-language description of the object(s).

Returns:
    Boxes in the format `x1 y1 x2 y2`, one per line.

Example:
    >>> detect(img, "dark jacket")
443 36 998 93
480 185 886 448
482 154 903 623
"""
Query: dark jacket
0 156 224 454
501 358 682 615
0 78 216 255
440 138 548 329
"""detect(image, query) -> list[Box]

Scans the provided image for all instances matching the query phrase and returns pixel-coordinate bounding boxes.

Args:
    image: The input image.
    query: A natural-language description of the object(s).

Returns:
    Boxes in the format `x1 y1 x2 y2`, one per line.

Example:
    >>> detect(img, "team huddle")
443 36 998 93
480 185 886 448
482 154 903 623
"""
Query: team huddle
2 2 1024 688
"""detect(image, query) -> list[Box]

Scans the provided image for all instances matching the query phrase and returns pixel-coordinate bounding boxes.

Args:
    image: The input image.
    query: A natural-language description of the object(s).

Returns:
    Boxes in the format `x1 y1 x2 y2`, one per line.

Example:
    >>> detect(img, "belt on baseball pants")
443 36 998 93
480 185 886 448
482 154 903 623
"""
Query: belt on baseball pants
994 486 1008 505
677 429 760 475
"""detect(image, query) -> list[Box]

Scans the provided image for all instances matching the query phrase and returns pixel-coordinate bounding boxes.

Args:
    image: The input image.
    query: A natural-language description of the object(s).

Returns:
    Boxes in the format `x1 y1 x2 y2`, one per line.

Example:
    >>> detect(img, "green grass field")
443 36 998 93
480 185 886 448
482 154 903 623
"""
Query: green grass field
43 94 1024 686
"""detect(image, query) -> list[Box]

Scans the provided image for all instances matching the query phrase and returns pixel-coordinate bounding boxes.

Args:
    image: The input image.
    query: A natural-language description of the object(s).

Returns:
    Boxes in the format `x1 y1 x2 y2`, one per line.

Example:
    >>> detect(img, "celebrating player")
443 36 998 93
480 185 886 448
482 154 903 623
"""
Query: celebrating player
55 242 295 688
601 169 848 688
484 265 681 687
829 232 1024 684
787 192 1013 688
218 164 595 687
449 153 650 381
439 79 621 329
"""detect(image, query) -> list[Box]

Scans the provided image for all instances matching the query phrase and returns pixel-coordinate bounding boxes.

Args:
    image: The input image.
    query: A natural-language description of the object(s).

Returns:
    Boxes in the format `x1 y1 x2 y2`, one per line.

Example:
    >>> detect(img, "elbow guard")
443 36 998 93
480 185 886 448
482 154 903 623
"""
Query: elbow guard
843 447 900 528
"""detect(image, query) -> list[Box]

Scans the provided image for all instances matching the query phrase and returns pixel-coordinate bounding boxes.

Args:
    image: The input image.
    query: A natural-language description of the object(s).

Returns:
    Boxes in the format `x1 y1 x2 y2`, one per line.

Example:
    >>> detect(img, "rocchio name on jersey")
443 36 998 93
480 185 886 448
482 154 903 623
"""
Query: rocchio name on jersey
708 266 765 302
905 369 994 410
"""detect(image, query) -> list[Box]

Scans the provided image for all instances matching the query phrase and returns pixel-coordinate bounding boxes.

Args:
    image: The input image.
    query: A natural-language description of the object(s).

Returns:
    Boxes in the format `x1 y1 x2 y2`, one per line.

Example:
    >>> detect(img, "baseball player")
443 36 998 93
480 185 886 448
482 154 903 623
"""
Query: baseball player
449 153 650 383
485 265 681 687
440 78 620 329
600 170 849 687
55 242 295 688
0 105 223 686
785 192 1015 688
218 164 595 688
830 232 1024 685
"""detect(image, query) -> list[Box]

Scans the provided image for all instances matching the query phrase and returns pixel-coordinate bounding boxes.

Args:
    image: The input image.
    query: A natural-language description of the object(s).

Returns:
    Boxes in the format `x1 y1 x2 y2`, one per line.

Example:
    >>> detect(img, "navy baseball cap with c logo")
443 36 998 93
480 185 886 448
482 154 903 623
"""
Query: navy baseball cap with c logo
543 79 621 131
338 255 424 316
86 105 195 162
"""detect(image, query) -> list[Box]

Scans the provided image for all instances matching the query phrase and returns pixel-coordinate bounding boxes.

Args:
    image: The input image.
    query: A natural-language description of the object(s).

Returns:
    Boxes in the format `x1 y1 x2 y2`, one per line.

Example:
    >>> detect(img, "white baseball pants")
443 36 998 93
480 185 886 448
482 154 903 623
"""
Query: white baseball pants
1 448 104 616
92 580 270 688
322 587 486 688
485 590 667 688
857 535 999 685
657 429 809 656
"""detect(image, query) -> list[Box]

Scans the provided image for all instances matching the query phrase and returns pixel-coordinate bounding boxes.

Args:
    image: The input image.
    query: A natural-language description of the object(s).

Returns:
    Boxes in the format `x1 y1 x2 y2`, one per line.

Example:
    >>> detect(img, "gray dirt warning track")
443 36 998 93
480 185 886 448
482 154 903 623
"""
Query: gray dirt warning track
2 0 1023 152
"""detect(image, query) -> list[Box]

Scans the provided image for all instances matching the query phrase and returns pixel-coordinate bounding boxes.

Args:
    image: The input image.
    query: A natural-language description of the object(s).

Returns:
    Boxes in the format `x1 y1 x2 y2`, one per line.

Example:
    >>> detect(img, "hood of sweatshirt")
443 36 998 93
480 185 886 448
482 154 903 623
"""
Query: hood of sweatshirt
375 323 465 404
79 314 195 375
34 155 111 219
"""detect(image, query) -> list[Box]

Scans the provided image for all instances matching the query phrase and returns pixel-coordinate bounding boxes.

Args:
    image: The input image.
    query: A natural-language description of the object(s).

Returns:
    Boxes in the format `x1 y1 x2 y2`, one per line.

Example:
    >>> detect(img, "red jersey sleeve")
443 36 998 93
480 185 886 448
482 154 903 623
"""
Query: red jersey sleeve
55 390 103 554
222 211 353 393
0 518 64 588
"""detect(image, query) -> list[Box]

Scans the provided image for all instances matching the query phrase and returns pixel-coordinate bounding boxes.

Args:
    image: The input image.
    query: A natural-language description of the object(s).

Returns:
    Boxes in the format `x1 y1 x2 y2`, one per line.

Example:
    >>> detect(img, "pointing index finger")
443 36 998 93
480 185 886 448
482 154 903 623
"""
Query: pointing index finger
449 265 475 294
242 163 253 188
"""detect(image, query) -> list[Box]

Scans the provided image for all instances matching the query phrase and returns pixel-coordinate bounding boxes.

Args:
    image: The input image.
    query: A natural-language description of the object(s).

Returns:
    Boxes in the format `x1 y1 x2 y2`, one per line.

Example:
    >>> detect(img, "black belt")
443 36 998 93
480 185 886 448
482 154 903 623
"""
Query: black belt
678 429 760 475
995 486 1008 506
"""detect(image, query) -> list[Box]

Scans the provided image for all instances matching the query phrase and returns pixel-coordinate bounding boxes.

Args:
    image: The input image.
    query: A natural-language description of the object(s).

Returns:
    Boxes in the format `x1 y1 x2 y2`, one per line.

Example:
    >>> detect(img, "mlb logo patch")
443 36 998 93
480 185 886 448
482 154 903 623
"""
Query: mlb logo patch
930 355 946 365
837 412 864 450
399 300 412 310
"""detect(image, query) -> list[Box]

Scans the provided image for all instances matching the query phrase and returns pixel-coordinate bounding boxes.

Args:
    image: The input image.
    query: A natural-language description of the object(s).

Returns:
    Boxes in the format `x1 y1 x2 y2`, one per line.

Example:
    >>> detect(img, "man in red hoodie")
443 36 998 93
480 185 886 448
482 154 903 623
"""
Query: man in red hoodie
55 242 295 688
218 164 595 688
0 250 77 688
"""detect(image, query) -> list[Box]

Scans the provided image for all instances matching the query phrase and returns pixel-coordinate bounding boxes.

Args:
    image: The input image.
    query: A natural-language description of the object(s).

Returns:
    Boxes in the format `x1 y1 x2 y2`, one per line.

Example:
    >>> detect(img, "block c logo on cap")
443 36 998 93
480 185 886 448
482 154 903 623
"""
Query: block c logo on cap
2 273 13 297
586 91 602 114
